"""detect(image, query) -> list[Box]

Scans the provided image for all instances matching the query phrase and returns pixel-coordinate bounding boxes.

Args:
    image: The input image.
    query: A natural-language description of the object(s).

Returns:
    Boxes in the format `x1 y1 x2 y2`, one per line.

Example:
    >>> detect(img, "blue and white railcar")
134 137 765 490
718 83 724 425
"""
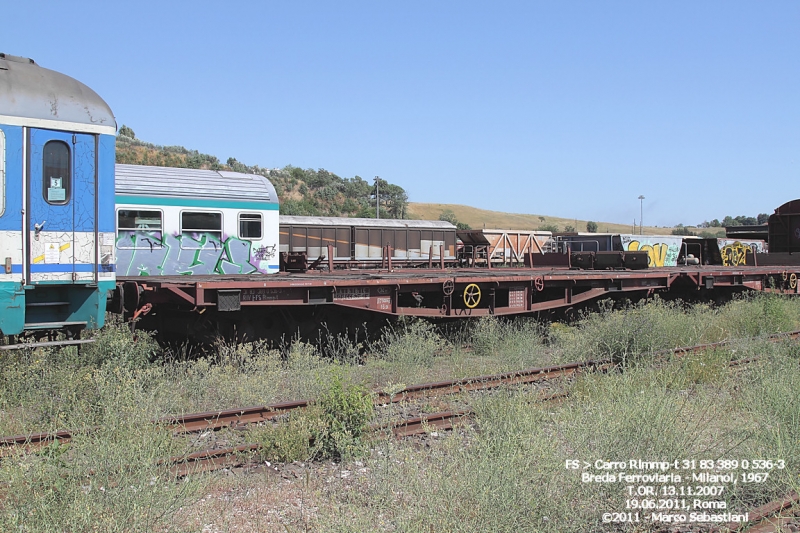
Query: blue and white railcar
114 164 280 276
0 54 116 337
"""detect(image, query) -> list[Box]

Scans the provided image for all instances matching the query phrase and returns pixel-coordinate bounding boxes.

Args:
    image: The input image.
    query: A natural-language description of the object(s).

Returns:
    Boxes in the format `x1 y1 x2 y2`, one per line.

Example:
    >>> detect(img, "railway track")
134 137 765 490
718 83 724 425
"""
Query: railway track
704 491 800 533
3 329 798 476
0 358 610 454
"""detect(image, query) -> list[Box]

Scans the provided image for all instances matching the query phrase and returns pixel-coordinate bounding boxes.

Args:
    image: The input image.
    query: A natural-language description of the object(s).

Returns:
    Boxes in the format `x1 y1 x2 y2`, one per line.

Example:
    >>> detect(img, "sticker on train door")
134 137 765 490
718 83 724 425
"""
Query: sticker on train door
44 243 59 263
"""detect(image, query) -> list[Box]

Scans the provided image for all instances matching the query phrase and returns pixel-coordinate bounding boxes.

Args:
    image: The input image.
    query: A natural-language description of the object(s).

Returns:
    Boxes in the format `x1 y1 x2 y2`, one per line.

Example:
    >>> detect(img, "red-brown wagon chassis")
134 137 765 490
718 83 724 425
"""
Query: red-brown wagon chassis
118 264 799 324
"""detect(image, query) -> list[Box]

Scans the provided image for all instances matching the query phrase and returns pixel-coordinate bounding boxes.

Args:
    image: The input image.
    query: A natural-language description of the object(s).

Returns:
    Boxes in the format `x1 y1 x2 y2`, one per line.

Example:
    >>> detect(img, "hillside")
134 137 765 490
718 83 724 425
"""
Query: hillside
115 128 407 219
115 127 732 237
408 203 726 237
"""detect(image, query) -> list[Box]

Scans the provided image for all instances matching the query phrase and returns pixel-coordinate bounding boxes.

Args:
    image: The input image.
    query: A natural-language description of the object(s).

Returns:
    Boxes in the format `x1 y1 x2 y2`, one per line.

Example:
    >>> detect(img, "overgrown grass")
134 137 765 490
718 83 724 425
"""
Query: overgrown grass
550 293 800 365
322 340 800 532
2 293 800 530
248 370 374 463
0 369 204 532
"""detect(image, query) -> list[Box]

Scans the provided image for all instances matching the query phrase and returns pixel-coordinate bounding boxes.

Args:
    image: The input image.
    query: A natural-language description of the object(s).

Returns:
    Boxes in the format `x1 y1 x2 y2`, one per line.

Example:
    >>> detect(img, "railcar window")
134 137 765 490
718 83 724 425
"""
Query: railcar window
43 141 70 205
239 213 262 240
181 211 223 247
0 129 5 216
117 209 163 249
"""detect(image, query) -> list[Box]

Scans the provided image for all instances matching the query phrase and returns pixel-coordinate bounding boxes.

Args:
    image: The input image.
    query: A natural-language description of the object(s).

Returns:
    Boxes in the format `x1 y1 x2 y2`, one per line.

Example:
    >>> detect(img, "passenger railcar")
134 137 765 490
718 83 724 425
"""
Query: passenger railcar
0 54 116 339
115 164 280 276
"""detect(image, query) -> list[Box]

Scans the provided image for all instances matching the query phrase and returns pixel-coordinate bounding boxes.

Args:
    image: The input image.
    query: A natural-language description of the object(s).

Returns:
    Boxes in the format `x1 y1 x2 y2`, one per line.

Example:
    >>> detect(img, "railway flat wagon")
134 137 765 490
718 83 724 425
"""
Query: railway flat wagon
114 164 280 277
0 54 116 340
279 216 457 268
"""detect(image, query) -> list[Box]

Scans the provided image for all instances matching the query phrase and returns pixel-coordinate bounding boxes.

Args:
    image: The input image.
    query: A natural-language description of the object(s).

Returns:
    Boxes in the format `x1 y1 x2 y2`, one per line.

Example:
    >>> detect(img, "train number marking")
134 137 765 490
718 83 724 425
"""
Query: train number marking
334 287 370 300
509 287 526 308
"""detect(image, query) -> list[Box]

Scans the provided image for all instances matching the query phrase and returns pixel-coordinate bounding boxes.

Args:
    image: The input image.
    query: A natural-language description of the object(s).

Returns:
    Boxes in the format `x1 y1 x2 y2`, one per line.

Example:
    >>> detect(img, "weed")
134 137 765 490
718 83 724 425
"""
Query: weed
371 318 446 368
313 370 374 459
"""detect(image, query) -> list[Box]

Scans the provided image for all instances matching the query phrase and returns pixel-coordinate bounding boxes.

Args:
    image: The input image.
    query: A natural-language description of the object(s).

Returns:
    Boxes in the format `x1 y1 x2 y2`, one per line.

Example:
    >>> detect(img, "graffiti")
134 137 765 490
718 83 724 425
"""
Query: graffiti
718 239 765 267
116 231 272 276
620 235 682 267
254 245 276 261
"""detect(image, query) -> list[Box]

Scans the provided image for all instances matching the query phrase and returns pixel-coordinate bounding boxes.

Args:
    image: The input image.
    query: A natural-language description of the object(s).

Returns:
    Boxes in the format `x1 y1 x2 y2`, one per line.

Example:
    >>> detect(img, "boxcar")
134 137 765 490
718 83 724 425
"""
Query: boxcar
279 216 457 266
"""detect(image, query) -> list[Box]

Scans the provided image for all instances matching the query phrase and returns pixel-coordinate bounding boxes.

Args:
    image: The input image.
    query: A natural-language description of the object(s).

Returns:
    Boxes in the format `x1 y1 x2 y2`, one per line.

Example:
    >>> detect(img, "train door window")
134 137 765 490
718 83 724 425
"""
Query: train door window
0 129 5 216
181 211 223 247
43 140 70 205
239 213 262 240
117 209 163 248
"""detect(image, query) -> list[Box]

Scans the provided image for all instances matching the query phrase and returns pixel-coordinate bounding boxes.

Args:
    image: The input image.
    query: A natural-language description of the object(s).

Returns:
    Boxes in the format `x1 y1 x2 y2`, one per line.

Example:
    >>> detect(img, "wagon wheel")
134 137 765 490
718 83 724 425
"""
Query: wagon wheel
791 273 798 290
534 276 545 292
782 271 788 281
463 283 481 309
443 279 455 296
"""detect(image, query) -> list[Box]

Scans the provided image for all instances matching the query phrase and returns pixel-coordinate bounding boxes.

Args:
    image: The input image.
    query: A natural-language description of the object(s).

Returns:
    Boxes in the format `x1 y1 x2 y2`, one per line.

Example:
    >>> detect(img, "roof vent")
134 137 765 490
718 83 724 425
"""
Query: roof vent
0 53 36 65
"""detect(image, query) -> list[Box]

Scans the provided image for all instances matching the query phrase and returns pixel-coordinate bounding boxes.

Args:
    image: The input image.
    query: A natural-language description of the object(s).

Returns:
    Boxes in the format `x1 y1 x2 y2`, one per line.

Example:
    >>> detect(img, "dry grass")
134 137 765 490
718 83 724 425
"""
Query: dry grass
2 295 799 531
407 201 724 236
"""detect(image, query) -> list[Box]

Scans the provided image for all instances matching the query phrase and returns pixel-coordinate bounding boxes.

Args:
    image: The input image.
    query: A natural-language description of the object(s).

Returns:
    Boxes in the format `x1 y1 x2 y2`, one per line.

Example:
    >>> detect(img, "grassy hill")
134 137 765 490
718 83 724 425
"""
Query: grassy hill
408 202 725 237
115 127 725 237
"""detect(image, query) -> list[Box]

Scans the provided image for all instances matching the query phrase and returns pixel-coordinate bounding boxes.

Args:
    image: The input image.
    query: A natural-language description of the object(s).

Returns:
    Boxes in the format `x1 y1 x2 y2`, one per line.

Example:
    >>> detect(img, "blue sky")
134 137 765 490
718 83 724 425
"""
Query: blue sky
4 1 798 227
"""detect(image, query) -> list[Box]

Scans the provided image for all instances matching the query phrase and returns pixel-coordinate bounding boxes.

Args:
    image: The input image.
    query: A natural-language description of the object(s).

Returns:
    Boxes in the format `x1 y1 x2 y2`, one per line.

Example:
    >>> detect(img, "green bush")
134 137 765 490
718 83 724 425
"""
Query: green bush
313 371 374 459
371 319 446 368
249 370 373 463
82 314 161 369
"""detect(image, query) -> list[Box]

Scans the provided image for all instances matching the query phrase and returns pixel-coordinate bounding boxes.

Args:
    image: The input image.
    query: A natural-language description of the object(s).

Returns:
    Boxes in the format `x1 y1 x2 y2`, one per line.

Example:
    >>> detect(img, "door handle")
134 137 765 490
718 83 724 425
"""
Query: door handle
34 220 46 240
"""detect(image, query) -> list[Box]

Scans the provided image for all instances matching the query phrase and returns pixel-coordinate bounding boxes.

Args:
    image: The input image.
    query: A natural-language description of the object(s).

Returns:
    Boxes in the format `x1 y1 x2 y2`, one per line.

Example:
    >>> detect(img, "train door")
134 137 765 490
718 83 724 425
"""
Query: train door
26 129 97 284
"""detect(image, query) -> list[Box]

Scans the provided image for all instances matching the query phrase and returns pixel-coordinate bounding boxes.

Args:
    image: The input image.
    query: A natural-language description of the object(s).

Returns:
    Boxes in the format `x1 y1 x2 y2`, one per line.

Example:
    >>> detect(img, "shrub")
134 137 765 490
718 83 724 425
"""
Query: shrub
249 370 373 463
313 371 374 459
371 319 446 368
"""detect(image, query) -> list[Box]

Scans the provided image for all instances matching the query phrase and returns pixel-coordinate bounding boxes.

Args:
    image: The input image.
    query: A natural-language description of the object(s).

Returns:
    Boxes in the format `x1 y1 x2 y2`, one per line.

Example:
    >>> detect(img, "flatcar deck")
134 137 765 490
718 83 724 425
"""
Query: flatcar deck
118 264 799 320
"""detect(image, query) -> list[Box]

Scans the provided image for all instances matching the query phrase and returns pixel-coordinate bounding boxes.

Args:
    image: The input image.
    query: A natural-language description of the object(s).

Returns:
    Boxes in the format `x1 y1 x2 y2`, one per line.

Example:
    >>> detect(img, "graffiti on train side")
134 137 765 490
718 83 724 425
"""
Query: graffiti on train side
116 231 276 276
717 239 765 267
619 235 683 267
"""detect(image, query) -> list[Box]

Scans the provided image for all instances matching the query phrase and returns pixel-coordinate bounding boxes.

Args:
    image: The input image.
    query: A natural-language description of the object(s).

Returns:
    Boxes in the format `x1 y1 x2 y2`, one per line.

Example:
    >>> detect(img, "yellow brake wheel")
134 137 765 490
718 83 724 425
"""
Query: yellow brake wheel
463 283 481 309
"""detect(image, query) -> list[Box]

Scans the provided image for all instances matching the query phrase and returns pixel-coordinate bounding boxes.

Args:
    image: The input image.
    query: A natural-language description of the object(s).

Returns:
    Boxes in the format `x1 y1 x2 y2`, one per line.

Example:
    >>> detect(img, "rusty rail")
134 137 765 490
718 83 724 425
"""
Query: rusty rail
3 329 799 458
709 491 800 532
161 400 310 433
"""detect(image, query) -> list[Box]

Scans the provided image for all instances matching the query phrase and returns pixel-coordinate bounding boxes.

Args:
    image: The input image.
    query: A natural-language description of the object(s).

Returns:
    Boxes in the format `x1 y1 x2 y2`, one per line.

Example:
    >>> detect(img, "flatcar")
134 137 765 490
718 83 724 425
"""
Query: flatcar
0 54 116 342
114 164 280 276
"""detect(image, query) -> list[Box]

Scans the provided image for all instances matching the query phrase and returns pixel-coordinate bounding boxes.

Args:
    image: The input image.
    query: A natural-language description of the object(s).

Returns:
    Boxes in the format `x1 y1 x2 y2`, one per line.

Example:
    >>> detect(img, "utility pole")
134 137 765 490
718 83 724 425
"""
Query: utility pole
375 176 380 219
638 195 645 234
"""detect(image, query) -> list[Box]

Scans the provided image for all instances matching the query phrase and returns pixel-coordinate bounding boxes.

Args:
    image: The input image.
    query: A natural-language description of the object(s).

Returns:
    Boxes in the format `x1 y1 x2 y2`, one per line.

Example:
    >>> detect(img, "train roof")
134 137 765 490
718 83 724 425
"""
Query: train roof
115 164 279 209
280 215 456 230
0 53 115 135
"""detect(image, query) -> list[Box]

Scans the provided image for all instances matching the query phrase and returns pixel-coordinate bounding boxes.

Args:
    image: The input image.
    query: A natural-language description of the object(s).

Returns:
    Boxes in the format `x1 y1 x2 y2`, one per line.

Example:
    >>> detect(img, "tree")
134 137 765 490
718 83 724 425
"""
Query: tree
439 210 458 225
371 178 408 219
564 225 576 232
439 209 471 230
539 224 559 233
671 224 696 236
118 124 135 139
586 221 598 233
757 213 769 224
